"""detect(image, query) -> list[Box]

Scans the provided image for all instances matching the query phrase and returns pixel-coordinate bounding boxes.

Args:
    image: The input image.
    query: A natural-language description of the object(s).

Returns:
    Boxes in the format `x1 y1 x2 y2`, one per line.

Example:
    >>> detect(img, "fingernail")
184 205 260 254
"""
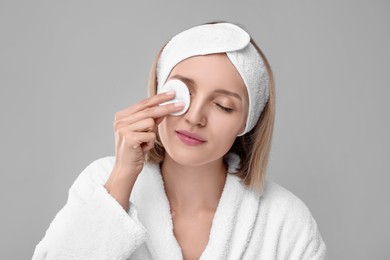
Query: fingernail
165 91 175 96
174 102 184 107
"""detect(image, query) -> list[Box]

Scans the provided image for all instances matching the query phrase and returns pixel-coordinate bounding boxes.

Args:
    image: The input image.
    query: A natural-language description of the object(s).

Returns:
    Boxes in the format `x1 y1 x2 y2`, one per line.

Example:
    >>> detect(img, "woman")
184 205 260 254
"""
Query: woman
32 21 326 259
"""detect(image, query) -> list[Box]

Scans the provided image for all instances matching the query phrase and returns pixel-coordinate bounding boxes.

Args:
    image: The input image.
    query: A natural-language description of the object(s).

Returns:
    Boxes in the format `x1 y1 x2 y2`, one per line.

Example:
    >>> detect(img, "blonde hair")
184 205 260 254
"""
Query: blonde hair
145 21 275 194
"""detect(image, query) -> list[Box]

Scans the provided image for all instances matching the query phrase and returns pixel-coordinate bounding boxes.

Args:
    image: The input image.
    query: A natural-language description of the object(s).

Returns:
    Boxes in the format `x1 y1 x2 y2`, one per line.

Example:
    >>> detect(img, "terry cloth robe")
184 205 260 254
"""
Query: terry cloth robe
32 155 327 260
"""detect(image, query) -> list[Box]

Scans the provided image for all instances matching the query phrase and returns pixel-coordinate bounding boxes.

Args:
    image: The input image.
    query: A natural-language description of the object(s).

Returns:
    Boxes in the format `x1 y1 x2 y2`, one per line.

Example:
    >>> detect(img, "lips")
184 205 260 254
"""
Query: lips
175 130 206 146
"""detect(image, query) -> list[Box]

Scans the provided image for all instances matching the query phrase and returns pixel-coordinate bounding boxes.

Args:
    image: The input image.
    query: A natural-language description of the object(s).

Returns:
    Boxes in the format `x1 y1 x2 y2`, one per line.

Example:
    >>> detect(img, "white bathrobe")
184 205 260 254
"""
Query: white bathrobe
32 156 326 260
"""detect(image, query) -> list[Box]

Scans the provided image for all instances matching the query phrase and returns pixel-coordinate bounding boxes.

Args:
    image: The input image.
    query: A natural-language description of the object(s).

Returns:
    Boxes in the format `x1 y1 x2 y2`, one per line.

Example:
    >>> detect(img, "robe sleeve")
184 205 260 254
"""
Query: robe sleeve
31 157 148 260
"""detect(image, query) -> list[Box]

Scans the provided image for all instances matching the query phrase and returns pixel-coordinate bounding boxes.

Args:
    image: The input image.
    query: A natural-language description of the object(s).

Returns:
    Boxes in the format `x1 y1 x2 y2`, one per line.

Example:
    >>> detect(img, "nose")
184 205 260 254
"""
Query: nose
183 95 207 127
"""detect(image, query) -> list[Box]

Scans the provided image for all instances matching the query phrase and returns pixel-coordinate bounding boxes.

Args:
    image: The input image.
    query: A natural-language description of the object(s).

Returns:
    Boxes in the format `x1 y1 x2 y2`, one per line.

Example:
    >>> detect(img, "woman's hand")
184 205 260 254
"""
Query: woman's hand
113 91 183 174
105 91 184 210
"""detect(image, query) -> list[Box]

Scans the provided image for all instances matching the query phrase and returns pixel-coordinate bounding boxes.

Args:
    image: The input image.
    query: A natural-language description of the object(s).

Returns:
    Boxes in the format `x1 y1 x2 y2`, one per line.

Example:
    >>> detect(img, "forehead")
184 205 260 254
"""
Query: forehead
168 53 247 94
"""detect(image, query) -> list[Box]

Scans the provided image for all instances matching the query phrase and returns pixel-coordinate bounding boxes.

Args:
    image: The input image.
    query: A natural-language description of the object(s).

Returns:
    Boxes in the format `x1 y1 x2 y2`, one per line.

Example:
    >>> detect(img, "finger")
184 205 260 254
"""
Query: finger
155 116 165 127
116 118 155 132
141 138 156 152
116 92 176 120
117 102 184 126
129 132 156 150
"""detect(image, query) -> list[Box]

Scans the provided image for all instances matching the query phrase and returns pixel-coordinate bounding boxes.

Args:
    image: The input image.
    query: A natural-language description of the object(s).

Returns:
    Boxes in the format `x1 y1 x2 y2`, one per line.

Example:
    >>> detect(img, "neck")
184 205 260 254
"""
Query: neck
161 155 227 215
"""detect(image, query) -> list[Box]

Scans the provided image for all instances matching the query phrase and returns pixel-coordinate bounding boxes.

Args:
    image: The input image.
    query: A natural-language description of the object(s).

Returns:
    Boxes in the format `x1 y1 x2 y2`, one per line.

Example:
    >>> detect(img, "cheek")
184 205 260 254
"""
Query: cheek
157 116 178 143
158 118 170 140
210 112 245 137
208 114 243 152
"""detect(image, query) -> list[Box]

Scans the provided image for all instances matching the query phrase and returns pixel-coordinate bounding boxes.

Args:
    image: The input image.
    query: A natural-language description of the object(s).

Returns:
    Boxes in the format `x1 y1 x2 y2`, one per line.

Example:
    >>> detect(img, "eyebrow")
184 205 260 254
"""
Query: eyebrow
169 74 242 101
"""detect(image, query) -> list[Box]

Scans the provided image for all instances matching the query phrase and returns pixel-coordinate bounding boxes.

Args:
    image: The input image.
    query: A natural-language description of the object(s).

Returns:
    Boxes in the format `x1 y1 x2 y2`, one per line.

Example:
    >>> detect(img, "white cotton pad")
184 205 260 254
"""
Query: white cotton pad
158 79 190 116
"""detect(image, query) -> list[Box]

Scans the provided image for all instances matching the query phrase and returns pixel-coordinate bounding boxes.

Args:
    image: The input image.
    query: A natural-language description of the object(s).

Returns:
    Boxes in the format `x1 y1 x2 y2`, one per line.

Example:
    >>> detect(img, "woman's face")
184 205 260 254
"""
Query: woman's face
158 53 249 167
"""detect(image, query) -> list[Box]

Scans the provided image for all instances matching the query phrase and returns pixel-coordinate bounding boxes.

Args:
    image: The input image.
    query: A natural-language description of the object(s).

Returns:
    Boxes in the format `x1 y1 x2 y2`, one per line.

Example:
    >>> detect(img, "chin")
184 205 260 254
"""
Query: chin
166 150 209 167
164 144 228 168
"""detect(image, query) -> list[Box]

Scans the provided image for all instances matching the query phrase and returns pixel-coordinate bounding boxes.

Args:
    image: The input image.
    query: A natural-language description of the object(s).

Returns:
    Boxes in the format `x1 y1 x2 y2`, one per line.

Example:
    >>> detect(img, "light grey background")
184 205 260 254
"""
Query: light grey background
1 0 389 259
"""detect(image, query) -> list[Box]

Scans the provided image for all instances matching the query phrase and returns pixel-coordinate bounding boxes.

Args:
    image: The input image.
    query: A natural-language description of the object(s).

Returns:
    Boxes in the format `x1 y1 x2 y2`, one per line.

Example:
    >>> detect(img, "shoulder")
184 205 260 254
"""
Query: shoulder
258 179 318 234
256 179 327 259
260 179 314 220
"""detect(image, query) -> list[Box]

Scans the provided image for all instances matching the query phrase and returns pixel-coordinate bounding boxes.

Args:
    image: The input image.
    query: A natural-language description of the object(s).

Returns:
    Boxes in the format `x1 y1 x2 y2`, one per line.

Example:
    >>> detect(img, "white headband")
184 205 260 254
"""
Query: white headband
157 22 269 135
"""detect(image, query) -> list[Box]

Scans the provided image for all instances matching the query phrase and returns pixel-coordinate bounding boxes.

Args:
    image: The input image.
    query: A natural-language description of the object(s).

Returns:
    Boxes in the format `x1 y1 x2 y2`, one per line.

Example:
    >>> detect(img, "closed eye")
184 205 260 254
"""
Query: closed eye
216 103 234 113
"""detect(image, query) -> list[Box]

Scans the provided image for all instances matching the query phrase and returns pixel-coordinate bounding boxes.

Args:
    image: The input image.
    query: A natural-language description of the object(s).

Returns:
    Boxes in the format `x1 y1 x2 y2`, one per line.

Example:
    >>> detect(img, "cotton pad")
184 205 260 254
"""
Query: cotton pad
158 79 190 116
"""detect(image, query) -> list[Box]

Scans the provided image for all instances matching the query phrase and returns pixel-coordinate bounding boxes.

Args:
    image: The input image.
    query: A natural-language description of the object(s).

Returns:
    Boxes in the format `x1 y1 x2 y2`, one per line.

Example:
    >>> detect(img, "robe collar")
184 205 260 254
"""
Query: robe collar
130 154 262 259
